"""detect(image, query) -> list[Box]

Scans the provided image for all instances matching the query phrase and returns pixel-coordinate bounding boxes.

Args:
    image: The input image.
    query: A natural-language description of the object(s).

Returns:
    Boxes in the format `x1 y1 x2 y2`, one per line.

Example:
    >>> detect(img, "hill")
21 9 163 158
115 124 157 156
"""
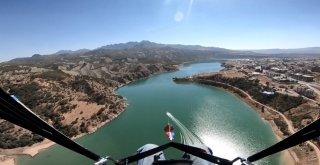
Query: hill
53 49 90 55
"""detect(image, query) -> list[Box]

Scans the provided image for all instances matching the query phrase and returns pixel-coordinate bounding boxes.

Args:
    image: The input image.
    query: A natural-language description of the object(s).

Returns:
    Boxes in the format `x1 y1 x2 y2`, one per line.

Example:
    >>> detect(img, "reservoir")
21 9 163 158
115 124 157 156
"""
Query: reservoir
17 62 282 165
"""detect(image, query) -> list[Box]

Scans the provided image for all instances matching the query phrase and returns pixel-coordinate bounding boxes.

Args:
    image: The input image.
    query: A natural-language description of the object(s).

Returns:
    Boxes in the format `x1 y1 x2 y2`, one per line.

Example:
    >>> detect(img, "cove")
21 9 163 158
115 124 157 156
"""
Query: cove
17 62 282 165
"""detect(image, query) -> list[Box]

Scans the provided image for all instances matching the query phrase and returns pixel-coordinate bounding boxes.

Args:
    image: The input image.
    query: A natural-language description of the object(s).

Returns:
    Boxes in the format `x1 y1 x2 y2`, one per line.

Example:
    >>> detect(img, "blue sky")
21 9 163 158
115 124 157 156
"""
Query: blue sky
1 0 320 61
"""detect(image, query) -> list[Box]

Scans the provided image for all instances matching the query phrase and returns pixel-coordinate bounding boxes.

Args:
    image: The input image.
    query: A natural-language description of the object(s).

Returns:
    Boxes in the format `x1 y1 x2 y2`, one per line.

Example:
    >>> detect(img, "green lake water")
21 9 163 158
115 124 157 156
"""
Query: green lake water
17 62 282 165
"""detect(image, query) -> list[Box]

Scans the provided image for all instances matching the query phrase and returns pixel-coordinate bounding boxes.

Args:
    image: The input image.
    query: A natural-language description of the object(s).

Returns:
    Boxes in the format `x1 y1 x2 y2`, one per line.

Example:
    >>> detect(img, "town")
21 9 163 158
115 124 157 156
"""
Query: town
222 58 320 102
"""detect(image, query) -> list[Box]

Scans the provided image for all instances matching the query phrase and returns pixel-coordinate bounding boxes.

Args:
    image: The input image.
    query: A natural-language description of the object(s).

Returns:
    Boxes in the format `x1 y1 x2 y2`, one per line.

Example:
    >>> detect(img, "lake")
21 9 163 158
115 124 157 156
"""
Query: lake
18 61 282 165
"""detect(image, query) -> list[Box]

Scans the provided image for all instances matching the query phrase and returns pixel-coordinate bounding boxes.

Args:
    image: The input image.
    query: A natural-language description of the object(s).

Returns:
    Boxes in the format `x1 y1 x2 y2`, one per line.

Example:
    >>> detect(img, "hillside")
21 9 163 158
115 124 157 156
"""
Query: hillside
0 57 177 148
0 41 267 149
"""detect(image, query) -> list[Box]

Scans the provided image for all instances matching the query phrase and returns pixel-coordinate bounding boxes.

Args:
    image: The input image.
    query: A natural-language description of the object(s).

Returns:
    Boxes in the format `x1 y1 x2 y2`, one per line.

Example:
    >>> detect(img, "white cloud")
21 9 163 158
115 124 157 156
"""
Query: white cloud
187 0 194 19
174 11 184 22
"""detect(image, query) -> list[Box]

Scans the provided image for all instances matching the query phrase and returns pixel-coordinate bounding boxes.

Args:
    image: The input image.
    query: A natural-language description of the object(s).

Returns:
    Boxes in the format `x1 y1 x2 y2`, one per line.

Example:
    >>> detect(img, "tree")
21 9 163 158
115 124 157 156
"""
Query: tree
266 81 270 88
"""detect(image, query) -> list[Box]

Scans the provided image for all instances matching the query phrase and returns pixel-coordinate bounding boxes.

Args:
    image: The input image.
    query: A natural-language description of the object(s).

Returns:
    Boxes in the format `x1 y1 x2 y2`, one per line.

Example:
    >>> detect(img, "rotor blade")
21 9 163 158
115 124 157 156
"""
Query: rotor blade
247 118 320 162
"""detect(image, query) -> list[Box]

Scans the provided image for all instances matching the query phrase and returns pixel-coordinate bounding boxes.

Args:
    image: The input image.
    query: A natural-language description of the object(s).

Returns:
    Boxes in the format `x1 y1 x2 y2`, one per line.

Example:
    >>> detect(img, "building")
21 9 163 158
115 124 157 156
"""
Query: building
271 67 288 73
295 85 315 98
255 66 262 72
262 91 275 96
301 75 314 82
272 75 297 84
291 73 314 82
250 72 261 76
264 70 280 78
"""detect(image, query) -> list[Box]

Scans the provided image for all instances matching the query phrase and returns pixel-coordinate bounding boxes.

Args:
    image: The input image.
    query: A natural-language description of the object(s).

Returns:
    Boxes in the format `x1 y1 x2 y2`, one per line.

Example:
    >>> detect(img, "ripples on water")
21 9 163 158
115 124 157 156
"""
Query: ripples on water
190 88 277 165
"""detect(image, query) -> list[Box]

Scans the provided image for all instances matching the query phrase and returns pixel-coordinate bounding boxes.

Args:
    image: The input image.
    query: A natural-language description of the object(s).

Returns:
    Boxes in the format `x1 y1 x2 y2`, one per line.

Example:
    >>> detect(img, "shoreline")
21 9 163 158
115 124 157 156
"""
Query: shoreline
0 106 127 165
0 66 181 165
187 78 299 164
227 88 299 164
180 74 320 165
222 86 297 165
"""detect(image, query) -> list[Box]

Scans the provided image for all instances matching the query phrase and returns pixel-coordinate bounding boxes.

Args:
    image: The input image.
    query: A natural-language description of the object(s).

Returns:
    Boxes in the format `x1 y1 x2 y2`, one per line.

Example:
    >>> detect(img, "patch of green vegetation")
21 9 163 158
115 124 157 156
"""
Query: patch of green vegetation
71 77 107 105
71 77 94 94
10 82 42 109
79 122 88 133
291 114 313 129
0 121 44 149
202 75 305 113
274 118 291 136
53 121 78 138
32 70 68 81
0 64 22 72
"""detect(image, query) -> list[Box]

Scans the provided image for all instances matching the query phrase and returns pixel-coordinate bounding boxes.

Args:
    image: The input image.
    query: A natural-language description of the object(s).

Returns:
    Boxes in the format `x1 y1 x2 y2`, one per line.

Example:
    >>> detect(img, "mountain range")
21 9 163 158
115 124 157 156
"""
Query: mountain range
57 41 320 56
247 47 320 54
5 41 261 64
4 41 320 64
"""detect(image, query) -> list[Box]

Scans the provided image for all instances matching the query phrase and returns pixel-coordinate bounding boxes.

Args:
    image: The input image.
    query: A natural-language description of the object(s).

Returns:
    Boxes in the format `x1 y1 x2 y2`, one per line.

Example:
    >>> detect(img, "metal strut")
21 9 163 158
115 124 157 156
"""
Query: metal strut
247 118 320 162
0 88 105 163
